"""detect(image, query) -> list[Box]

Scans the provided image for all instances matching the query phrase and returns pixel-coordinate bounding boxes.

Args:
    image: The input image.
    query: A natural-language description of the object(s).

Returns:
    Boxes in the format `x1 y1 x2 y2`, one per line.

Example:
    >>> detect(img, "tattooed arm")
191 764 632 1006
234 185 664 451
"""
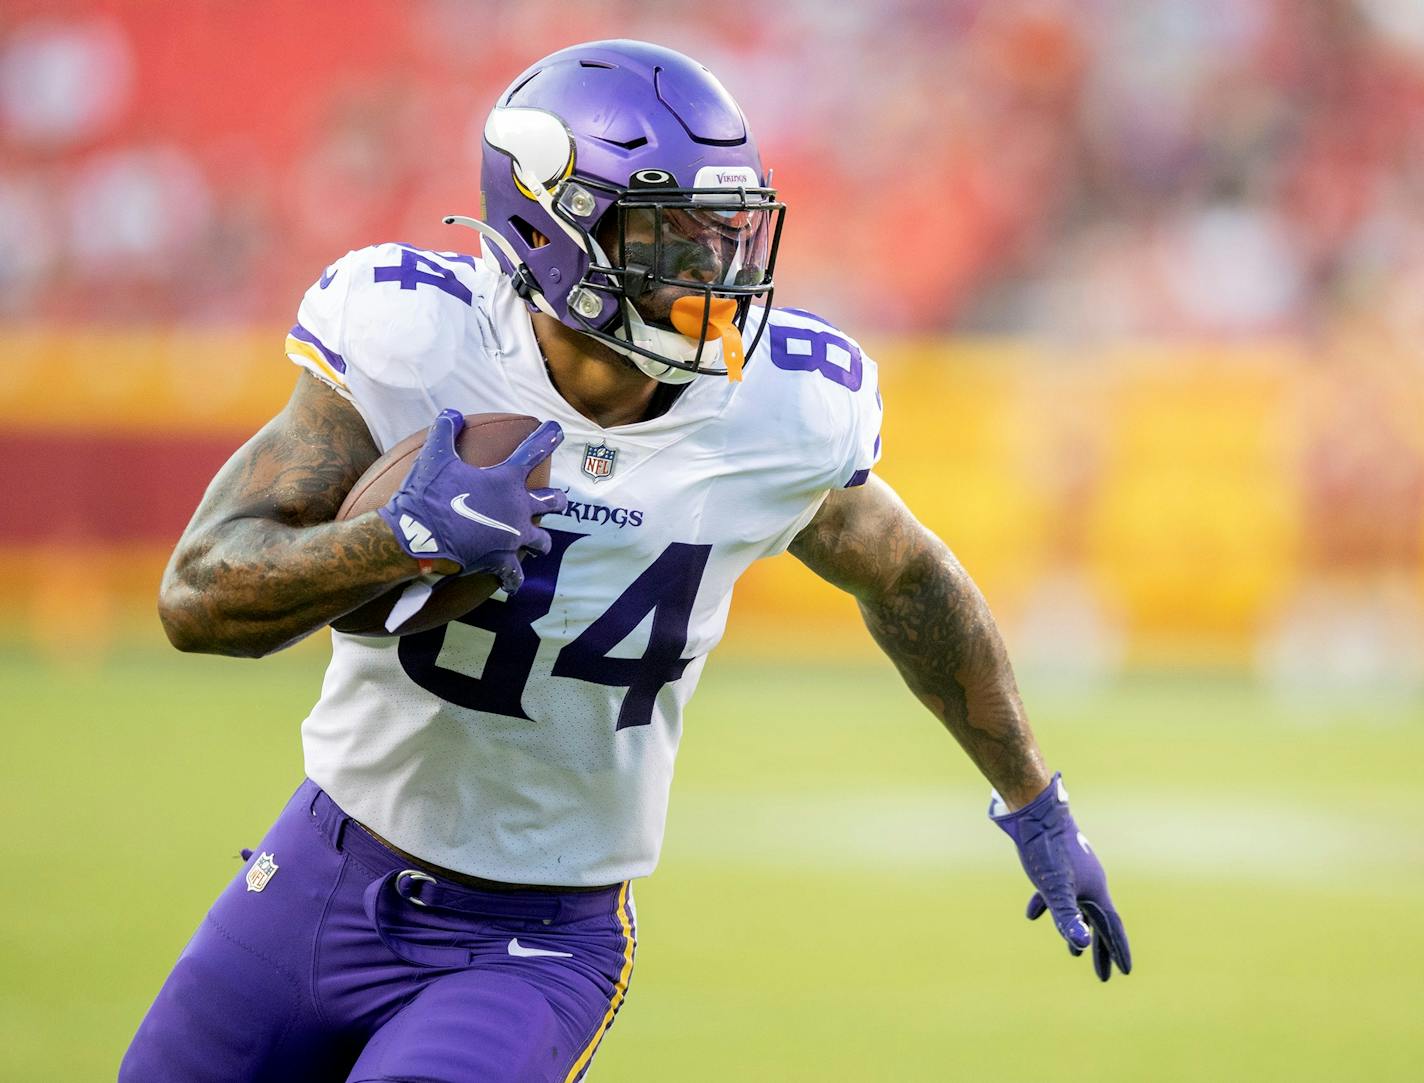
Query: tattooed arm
158 373 442 658
789 476 1051 809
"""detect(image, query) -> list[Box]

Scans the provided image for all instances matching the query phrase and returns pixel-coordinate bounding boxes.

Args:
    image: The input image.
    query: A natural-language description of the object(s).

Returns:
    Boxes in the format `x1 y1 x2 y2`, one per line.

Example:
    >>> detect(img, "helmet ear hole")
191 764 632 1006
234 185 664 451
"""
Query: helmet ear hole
509 215 543 248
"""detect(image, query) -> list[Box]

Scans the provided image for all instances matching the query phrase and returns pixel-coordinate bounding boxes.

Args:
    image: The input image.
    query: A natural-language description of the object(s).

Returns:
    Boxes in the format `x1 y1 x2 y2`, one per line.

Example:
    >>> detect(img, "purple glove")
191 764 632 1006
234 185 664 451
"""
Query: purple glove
377 410 568 594
989 773 1132 982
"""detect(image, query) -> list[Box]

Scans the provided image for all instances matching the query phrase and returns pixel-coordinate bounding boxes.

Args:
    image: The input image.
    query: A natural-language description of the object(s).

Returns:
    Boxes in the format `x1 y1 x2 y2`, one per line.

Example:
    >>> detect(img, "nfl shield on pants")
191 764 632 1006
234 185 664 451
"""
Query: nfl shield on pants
120 781 637 1083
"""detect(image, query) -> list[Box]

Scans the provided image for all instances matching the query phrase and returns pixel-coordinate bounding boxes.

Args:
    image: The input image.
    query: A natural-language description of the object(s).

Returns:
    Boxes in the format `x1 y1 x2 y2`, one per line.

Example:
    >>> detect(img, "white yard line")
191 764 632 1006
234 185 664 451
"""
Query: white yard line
665 789 1423 886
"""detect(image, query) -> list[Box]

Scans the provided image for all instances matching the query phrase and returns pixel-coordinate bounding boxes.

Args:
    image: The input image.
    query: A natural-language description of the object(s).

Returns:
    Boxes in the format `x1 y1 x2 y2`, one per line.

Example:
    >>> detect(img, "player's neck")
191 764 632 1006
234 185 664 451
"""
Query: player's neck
532 314 662 428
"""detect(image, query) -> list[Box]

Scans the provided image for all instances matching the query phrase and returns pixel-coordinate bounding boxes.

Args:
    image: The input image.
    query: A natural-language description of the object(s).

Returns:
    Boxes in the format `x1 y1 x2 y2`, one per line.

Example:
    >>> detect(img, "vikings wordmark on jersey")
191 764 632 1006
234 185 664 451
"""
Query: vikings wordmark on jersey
285 244 880 887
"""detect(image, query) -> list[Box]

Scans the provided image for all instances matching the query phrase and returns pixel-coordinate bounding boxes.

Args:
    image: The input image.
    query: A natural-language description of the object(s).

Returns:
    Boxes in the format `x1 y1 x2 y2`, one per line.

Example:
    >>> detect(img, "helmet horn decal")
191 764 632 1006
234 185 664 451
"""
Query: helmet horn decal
483 105 594 264
483 107 576 201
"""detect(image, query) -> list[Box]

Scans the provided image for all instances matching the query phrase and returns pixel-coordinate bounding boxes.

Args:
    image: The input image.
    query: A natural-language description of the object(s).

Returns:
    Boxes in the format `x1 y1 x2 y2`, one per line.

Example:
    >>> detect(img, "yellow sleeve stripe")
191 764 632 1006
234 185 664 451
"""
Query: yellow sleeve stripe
285 335 349 390
564 881 636 1081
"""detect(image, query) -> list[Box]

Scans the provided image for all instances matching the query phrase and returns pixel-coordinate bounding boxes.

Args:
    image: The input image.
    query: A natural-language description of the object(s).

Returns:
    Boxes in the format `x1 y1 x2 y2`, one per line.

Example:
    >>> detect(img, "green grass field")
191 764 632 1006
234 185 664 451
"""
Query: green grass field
3 634 1421 1081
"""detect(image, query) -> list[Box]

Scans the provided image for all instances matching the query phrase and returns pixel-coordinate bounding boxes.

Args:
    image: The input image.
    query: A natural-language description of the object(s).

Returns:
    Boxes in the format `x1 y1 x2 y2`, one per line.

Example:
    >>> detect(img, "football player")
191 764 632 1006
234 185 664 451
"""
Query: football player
122 40 1130 1083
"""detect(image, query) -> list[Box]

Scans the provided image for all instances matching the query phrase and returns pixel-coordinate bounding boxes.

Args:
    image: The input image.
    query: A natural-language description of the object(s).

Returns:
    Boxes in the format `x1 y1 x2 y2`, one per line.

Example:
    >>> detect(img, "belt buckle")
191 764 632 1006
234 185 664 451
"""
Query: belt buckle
395 869 437 907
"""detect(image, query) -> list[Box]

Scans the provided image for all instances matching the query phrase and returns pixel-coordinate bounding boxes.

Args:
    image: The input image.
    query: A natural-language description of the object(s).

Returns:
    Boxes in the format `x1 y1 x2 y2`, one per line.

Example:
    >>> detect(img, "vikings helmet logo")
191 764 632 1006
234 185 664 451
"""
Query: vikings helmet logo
484 106 576 201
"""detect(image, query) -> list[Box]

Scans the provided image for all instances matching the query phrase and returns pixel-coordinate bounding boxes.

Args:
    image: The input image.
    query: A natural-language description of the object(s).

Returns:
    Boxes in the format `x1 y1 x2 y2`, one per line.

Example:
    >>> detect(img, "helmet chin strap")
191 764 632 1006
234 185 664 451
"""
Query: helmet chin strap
605 306 710 385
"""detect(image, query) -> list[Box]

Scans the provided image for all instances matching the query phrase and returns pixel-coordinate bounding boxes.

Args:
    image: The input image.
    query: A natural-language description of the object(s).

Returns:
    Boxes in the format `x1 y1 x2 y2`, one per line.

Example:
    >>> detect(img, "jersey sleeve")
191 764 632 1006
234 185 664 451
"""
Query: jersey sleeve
749 309 887 557
774 307 884 491
286 250 362 398
285 243 487 405
838 347 883 489
752 307 887 499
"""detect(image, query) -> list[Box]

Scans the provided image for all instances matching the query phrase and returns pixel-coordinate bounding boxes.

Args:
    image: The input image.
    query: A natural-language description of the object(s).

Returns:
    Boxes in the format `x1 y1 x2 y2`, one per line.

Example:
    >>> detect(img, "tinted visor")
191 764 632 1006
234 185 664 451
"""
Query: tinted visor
659 204 773 289
613 196 778 295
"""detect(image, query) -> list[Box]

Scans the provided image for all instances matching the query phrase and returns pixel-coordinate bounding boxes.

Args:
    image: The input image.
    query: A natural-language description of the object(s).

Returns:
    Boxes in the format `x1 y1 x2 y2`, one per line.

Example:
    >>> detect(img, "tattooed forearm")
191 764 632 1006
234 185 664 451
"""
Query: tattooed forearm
857 541 1050 808
158 374 419 657
790 478 1051 808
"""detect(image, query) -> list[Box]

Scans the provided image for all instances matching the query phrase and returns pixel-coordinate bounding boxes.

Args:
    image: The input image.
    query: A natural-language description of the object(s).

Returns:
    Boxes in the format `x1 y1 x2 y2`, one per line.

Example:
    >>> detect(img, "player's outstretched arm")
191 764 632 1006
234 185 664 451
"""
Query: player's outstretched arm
158 373 429 657
790 476 1130 980
790 475 1049 805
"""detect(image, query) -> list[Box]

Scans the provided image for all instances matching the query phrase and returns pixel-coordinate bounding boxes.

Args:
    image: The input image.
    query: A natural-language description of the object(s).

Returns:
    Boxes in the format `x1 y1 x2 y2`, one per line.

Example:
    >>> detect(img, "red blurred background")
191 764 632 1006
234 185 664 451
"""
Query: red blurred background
7 0 1424 338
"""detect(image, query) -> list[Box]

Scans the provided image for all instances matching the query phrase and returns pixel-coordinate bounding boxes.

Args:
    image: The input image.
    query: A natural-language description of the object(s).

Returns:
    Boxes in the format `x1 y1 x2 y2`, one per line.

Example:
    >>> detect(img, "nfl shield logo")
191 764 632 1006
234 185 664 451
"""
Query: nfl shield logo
582 442 617 482
245 851 279 893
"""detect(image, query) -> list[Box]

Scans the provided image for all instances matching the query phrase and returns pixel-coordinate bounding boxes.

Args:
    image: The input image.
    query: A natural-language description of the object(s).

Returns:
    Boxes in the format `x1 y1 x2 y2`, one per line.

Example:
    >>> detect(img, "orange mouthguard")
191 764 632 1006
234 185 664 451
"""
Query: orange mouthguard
670 296 744 381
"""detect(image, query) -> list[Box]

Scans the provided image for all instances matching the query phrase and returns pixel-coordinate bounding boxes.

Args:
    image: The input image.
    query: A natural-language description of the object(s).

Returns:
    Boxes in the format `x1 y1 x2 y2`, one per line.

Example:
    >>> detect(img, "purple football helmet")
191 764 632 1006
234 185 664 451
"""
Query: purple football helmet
445 40 785 383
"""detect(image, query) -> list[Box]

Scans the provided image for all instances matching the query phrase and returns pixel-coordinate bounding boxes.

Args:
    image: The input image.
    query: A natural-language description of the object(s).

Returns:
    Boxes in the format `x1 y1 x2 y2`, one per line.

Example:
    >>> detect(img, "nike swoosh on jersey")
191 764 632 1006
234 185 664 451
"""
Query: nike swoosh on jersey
449 494 521 535
507 938 573 959
319 265 338 288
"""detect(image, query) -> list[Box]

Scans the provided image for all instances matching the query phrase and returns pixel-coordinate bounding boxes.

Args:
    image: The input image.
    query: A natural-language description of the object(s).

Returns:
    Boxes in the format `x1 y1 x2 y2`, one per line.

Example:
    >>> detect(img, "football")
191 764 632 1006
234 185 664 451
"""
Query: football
331 413 552 636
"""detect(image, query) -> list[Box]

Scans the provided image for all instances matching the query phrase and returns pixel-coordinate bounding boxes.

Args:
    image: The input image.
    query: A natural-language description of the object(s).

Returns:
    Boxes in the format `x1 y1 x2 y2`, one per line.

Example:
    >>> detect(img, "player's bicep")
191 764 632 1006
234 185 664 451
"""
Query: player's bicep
788 474 931 600
183 371 380 539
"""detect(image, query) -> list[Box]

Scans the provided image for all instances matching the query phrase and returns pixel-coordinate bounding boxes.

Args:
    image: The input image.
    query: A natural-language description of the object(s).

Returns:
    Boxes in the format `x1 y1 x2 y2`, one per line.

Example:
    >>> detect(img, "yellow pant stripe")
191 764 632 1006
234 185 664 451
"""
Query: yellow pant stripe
564 881 635 1082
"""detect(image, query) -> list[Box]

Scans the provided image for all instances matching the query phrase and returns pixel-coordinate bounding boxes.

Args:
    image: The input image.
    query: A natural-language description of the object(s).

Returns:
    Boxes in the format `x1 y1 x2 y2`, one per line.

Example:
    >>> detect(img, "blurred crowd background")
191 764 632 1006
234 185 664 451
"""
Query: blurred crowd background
2 0 1422 698
7 0 1424 338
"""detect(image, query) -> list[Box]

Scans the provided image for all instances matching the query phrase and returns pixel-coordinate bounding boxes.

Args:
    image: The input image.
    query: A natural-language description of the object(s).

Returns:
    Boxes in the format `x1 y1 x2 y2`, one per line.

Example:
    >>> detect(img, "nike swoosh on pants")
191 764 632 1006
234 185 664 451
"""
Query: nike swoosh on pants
507 938 573 959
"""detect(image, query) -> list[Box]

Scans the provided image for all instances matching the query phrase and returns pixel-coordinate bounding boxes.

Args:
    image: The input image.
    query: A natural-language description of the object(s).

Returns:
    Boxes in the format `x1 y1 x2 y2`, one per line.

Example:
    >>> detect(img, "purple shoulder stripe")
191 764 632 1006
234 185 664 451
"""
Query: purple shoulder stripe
844 467 871 488
289 323 347 374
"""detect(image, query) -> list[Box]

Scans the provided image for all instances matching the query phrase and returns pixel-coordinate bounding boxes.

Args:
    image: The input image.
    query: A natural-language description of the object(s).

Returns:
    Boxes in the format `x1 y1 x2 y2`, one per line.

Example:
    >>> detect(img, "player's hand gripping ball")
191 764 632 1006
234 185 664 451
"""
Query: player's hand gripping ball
332 411 567 636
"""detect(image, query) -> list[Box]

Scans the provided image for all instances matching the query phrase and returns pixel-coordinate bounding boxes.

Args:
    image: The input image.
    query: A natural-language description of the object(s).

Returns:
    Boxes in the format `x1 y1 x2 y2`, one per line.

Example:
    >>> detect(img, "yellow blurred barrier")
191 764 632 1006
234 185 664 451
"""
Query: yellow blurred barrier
0 329 282 434
3 330 1422 667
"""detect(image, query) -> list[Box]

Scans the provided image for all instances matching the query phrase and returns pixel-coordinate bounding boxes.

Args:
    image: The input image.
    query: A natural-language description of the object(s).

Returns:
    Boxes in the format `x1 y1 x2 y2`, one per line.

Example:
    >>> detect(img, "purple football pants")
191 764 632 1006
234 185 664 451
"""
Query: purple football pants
120 781 637 1082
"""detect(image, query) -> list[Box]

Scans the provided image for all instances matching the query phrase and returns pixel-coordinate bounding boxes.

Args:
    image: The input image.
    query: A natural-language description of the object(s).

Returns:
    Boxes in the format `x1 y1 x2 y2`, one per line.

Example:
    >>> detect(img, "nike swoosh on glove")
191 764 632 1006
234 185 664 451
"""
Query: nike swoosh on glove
989 773 1132 981
378 410 568 594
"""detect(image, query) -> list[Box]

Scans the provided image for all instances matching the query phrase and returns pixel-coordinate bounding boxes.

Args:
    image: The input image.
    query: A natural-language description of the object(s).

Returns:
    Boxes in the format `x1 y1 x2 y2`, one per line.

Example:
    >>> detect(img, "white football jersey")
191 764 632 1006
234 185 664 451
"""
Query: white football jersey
286 243 881 886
